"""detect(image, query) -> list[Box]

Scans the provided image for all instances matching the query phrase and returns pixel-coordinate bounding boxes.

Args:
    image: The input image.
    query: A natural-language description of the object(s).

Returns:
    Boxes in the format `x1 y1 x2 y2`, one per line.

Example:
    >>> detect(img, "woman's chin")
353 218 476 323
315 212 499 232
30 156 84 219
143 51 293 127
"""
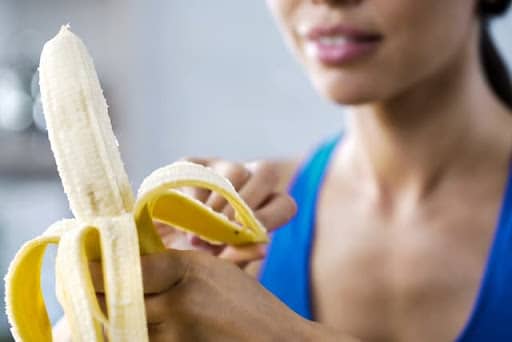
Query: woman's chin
315 84 380 106
310 74 385 106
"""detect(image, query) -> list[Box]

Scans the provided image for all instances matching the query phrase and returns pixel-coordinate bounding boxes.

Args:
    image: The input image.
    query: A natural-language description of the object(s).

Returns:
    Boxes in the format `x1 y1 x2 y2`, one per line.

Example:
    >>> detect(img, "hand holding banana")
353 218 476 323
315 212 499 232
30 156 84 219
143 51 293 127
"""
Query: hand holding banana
4 26 294 342
88 249 313 342
159 159 297 267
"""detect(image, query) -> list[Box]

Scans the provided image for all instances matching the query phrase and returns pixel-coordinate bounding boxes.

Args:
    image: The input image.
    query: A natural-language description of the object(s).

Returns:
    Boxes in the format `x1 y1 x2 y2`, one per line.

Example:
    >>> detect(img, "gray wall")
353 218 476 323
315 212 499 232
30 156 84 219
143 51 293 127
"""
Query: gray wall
0 1 510 338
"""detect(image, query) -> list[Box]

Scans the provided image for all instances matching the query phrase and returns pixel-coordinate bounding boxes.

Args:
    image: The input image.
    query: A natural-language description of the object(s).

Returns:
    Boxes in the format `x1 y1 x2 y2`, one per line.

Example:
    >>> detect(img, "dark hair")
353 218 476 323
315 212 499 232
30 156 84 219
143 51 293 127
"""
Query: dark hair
478 0 512 108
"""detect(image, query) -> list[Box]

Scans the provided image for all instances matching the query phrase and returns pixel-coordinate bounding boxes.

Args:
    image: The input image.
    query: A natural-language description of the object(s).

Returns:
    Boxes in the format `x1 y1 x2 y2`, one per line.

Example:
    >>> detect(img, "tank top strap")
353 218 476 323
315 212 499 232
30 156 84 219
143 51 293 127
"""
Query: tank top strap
457 158 512 341
259 134 341 319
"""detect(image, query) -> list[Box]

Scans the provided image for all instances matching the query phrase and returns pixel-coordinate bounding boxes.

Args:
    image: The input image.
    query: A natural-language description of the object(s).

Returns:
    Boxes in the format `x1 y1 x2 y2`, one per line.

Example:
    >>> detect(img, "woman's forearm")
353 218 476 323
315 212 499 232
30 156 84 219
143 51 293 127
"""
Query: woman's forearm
303 320 362 342
53 314 361 342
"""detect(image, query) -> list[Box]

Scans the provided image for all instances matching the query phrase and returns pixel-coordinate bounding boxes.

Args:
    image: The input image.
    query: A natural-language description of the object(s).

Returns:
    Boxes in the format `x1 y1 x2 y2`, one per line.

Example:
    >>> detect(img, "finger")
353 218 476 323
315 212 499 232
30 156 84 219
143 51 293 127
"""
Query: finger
154 221 174 237
181 186 210 203
254 193 297 231
218 244 266 267
140 251 191 294
94 276 172 325
90 250 191 295
144 292 169 324
147 321 168 341
186 233 224 255
179 156 216 167
223 161 280 219
205 161 250 212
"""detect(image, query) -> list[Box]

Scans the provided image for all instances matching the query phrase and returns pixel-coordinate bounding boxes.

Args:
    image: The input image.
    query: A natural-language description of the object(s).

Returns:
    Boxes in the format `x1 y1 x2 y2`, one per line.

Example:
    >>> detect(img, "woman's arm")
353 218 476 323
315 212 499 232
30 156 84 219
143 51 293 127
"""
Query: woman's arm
85 249 361 342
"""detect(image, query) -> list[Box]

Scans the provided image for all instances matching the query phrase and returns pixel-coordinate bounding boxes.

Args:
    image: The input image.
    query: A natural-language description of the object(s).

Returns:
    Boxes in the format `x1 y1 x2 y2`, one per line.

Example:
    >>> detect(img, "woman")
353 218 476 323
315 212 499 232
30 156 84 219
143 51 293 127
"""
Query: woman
58 0 512 341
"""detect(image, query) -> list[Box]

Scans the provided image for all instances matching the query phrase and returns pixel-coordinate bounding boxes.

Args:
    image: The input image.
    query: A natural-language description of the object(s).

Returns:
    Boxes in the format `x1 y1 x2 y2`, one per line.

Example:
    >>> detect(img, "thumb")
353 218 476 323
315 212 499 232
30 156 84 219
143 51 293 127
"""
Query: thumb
140 250 191 294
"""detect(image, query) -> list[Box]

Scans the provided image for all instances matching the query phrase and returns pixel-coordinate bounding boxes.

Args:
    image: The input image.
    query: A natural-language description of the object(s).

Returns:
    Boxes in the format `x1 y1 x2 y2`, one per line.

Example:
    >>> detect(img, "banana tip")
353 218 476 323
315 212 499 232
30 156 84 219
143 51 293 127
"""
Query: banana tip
59 23 72 35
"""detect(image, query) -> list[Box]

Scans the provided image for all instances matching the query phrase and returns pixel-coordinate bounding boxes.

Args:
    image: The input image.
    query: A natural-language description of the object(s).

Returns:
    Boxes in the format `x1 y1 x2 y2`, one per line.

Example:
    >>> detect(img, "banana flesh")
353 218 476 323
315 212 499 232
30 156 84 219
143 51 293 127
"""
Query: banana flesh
40 25 135 219
4 25 268 342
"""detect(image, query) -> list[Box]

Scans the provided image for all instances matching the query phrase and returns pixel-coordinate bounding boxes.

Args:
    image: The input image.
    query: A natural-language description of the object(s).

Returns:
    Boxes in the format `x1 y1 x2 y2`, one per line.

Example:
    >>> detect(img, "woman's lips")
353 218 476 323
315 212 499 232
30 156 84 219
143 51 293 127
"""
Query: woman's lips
302 24 383 65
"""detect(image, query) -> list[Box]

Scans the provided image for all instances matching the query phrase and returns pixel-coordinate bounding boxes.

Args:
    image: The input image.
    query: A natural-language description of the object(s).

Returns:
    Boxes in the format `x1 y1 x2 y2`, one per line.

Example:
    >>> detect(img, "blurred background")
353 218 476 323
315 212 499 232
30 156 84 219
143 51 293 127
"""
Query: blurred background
0 1 510 340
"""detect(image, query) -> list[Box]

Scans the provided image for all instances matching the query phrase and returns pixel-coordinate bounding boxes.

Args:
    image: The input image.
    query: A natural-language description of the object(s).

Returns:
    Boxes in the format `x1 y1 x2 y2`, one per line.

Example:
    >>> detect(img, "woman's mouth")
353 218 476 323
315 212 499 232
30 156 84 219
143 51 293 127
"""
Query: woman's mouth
301 24 383 65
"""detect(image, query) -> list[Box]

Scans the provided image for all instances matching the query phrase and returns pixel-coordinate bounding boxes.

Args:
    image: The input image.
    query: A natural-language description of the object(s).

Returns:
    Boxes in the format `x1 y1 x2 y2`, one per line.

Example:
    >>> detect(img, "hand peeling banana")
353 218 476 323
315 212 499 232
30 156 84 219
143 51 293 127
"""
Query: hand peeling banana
4 25 268 342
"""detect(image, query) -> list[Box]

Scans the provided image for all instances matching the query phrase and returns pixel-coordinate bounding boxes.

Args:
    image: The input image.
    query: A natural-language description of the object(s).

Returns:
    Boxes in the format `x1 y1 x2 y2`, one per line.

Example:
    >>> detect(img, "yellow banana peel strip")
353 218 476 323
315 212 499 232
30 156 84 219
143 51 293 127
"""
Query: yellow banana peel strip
5 221 70 341
136 161 269 248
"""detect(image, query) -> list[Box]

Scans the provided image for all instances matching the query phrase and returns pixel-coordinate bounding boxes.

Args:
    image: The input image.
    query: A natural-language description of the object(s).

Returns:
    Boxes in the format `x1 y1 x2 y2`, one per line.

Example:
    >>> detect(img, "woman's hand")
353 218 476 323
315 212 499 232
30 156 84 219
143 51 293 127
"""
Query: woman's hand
55 160 298 341
157 158 297 268
90 250 348 342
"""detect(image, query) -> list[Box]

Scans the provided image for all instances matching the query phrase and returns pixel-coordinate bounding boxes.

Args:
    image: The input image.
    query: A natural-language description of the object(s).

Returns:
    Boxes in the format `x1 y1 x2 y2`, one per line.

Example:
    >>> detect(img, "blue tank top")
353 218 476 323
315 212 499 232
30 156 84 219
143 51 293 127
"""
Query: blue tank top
259 135 512 341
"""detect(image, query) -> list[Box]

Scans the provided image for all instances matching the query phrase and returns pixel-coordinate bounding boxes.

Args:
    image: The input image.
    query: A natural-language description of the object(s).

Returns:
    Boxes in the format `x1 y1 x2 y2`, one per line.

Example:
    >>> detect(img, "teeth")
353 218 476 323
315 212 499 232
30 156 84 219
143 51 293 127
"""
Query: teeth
318 36 348 46
304 35 350 60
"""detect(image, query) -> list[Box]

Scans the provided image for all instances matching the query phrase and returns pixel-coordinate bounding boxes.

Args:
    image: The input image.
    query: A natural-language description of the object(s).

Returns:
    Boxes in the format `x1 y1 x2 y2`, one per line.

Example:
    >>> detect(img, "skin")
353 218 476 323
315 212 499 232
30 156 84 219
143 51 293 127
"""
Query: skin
267 0 512 340
55 0 512 341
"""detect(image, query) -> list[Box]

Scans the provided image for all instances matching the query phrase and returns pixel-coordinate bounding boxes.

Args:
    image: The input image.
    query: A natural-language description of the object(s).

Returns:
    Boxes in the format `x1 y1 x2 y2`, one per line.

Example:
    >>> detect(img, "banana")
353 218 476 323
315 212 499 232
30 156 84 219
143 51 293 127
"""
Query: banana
4 25 268 342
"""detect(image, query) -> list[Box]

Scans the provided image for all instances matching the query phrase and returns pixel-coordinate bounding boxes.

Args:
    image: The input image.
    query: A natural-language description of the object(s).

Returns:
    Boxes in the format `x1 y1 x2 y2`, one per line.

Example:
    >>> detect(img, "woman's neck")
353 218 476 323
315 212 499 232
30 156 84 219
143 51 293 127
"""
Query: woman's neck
341 25 512 205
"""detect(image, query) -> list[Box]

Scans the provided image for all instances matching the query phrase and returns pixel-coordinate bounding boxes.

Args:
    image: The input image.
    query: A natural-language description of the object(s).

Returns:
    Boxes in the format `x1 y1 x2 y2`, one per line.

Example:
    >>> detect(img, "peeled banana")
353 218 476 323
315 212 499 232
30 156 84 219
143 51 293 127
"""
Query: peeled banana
4 25 268 342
